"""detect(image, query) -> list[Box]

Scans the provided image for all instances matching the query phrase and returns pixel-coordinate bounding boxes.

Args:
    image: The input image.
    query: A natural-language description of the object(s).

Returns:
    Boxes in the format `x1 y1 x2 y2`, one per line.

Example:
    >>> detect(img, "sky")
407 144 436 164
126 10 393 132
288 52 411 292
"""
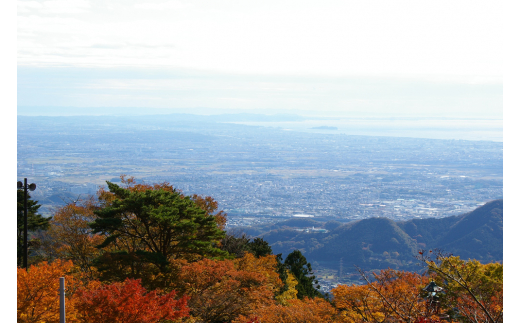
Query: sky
15 0 503 118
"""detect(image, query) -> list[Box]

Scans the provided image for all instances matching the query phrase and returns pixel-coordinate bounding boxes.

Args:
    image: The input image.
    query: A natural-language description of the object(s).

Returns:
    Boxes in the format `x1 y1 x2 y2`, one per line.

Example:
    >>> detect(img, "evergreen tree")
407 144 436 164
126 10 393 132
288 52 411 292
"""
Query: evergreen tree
17 190 50 267
90 181 228 285
219 233 251 258
248 237 273 258
219 234 272 259
275 253 289 296
284 250 322 299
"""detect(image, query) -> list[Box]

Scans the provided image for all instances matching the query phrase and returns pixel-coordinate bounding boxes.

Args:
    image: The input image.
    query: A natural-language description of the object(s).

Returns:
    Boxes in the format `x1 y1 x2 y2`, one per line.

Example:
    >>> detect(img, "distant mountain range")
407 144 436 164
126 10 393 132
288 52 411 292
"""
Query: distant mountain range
239 200 503 272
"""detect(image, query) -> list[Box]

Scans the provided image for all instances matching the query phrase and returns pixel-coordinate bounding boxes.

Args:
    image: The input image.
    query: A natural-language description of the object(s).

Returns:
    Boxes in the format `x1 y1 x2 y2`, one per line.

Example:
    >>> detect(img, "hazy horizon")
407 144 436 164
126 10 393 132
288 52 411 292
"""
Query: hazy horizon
17 112 503 142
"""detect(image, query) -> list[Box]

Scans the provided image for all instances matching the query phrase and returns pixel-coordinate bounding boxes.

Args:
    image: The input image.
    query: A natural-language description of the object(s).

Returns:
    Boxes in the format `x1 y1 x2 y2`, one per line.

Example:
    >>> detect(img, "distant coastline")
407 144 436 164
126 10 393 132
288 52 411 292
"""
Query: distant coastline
16 110 503 142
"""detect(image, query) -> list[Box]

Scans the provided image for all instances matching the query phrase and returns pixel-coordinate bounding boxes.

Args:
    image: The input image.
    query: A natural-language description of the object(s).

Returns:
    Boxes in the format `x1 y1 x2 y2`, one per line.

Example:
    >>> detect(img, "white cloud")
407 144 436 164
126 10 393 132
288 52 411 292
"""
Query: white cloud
18 1 44 13
41 0 90 14
18 0 90 15
17 0 502 78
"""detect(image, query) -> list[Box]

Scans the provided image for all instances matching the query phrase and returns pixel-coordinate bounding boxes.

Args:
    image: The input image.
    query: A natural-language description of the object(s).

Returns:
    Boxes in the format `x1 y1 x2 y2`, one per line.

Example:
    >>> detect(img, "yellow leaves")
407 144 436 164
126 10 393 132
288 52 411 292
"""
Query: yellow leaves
427 255 503 323
234 252 283 292
276 271 298 305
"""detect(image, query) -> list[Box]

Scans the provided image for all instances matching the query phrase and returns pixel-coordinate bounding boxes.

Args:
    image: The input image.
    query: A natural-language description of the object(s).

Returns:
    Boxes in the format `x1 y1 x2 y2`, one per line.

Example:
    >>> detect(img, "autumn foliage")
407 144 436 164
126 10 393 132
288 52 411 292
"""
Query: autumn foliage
419 251 503 323
43 200 104 278
17 177 503 323
333 283 384 322
173 253 282 322
235 297 337 323
333 269 432 323
74 278 189 323
17 261 189 323
17 260 83 322
18 245 504 323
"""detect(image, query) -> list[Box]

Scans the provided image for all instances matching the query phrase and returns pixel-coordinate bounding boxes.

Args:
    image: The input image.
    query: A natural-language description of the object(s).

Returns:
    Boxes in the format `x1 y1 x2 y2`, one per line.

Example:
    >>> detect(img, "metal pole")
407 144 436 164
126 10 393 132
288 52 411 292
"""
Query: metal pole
23 178 28 270
59 277 66 323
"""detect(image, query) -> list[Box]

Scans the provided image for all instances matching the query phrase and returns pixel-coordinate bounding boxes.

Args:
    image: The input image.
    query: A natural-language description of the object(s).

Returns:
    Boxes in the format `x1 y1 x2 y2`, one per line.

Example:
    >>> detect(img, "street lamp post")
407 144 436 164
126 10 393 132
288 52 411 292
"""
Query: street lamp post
17 178 36 270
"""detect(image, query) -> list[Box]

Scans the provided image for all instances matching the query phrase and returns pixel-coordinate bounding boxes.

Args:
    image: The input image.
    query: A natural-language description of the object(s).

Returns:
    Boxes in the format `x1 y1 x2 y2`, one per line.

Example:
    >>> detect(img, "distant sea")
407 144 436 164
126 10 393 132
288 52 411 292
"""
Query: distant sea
230 117 503 142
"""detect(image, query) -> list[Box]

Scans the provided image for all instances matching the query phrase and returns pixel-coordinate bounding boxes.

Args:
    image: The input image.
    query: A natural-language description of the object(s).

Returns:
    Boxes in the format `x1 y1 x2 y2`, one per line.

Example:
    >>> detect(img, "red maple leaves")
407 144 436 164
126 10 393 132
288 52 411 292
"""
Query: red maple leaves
75 278 189 323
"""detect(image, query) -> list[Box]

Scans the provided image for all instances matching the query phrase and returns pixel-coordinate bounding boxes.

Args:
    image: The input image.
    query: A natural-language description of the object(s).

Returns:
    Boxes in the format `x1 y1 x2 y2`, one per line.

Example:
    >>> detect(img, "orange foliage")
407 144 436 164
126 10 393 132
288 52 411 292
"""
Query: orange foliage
174 253 282 322
191 193 227 230
18 260 189 323
17 260 84 322
234 252 283 291
235 297 337 323
45 200 104 277
74 278 190 323
414 318 442 323
451 289 503 323
333 269 432 323
372 269 432 321
333 283 385 323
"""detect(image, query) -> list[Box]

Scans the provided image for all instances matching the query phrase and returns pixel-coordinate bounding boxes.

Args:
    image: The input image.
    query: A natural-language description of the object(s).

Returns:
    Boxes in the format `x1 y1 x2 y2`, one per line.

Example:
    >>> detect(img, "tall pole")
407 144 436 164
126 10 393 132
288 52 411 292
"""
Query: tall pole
23 178 28 270
59 277 66 323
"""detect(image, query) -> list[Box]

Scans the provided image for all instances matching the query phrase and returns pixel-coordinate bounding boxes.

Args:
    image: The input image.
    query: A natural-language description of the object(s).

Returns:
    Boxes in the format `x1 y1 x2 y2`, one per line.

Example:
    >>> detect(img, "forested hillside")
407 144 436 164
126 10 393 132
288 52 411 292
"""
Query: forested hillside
248 200 503 272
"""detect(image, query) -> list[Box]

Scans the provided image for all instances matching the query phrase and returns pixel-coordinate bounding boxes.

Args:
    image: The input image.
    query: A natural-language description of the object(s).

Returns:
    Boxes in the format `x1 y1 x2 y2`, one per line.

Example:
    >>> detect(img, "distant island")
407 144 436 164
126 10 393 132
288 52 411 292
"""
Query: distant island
310 126 338 130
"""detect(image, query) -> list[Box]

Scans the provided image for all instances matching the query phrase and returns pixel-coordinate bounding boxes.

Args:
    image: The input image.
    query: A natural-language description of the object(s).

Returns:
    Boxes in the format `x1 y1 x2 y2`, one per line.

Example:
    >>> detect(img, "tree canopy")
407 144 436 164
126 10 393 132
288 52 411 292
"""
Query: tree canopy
90 181 228 285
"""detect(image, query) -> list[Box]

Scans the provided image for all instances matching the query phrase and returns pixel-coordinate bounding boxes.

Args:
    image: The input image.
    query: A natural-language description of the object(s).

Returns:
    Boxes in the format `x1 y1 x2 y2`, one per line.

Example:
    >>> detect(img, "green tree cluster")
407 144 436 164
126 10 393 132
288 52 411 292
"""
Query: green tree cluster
220 232 273 258
90 181 228 287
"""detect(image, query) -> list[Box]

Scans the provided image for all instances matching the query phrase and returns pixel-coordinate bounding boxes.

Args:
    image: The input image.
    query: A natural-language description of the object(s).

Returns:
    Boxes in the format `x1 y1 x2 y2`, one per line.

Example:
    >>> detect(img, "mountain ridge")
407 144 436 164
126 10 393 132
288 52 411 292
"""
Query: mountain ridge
245 200 503 272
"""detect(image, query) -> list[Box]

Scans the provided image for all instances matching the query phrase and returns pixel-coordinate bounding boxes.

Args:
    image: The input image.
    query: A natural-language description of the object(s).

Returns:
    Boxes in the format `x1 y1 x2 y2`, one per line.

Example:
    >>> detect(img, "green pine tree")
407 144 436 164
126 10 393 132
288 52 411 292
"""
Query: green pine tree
90 181 228 286
284 250 322 299
248 237 273 258
17 190 50 267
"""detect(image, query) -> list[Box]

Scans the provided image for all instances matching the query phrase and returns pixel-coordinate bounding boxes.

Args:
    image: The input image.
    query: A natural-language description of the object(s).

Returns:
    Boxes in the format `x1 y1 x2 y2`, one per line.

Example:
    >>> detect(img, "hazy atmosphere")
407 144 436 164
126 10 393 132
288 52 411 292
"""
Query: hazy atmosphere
18 0 502 122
